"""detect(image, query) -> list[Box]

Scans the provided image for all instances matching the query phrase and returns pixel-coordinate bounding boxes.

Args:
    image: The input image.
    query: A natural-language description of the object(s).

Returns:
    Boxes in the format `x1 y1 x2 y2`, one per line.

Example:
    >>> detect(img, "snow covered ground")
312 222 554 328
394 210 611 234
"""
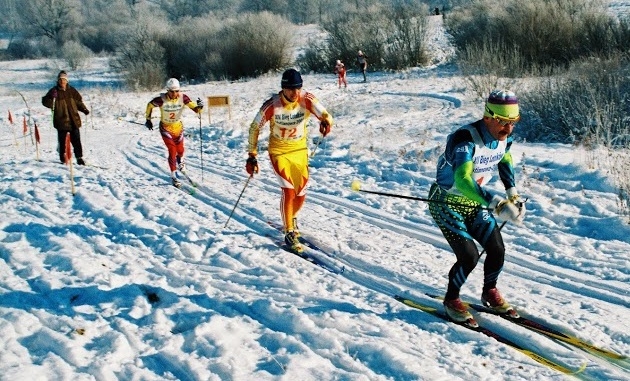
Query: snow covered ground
0 11 629 381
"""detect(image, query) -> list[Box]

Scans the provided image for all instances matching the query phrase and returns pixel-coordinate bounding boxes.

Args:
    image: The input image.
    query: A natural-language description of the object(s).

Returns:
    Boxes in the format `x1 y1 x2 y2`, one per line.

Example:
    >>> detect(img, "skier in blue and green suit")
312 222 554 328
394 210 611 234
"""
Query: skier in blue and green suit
428 90 527 326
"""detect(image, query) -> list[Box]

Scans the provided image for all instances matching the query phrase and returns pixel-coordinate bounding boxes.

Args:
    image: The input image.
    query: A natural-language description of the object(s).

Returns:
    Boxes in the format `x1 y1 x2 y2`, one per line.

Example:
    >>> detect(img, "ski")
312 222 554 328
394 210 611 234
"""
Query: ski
267 220 333 255
266 221 344 274
274 239 343 274
172 179 196 195
394 295 587 376
179 171 197 188
71 162 109 170
172 172 197 195
425 293 628 368
88 165 109 170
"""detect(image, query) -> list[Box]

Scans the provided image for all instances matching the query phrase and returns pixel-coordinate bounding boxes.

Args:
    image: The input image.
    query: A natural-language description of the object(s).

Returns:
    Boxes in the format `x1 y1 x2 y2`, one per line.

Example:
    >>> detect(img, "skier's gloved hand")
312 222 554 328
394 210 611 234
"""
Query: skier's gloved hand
490 195 524 224
145 119 153 130
83 109 90 115
194 98 204 113
245 153 259 175
51 89 58 98
319 119 331 137
506 188 527 222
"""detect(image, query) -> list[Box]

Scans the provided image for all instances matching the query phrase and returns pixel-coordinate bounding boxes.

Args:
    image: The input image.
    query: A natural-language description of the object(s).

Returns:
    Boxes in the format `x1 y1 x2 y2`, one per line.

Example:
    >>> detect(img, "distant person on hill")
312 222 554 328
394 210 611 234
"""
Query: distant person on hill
334 59 347 89
245 68 333 254
357 50 368 82
427 90 526 327
41 70 90 165
144 78 203 188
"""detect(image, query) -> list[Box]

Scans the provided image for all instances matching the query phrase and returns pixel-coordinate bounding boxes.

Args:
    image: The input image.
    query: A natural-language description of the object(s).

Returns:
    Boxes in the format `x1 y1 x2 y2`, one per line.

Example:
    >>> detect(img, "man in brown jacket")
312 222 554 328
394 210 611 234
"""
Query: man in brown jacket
42 70 90 165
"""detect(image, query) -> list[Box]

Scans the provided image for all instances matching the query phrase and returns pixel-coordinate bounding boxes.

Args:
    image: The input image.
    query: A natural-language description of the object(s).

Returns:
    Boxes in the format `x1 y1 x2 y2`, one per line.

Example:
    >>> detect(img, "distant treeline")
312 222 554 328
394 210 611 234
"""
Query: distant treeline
443 0 630 147
0 0 444 88
2 0 630 149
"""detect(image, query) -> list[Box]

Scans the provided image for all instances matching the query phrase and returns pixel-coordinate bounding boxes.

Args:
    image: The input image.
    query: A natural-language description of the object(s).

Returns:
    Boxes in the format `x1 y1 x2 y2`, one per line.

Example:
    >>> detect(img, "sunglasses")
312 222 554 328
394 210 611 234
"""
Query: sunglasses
485 106 520 126
168 90 180 93
495 117 519 126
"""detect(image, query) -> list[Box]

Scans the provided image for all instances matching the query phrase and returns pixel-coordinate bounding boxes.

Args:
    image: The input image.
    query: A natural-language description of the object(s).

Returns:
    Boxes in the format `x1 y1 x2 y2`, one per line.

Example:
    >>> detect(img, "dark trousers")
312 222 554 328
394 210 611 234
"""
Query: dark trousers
428 183 505 300
57 128 83 162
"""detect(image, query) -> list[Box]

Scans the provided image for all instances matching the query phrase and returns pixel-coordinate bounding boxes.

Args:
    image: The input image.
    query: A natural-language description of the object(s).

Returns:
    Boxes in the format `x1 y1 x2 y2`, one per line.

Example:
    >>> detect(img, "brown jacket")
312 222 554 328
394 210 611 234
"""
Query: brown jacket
42 85 89 131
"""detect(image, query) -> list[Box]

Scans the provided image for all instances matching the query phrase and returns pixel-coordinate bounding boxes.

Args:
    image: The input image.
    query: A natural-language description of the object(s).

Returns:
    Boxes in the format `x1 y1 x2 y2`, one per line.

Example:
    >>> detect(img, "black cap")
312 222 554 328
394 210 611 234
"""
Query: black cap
281 69 302 89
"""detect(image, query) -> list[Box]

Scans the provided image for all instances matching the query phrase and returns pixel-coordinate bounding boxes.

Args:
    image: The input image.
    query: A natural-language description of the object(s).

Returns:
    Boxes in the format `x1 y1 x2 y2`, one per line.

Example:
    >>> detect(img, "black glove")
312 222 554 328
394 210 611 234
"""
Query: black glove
194 97 204 113
245 153 259 175
145 119 153 130
319 119 331 137
83 110 90 115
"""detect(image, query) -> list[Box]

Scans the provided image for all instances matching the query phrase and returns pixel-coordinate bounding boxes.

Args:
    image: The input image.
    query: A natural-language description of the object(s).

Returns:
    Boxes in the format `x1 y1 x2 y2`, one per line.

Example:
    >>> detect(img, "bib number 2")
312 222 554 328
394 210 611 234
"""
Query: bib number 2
279 127 299 139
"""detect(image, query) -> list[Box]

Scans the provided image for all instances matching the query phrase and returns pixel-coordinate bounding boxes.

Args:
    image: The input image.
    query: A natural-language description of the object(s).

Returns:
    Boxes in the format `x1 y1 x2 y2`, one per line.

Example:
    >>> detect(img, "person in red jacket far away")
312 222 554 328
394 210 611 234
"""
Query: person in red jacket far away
334 60 347 89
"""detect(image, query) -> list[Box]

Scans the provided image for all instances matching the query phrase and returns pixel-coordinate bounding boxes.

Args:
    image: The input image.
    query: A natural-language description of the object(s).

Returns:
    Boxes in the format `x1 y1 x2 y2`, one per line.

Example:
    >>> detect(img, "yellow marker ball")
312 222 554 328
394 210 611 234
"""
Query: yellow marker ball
351 180 361 191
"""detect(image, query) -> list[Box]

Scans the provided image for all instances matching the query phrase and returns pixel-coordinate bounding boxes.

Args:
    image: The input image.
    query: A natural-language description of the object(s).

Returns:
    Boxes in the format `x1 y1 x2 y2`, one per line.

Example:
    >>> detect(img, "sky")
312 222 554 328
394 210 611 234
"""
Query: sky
0 9 629 381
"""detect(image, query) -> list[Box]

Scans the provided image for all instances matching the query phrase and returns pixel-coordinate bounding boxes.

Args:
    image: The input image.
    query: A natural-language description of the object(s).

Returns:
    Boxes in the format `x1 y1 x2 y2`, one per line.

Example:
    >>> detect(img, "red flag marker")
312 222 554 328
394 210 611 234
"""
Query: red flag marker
65 132 72 164
34 123 41 144
8 110 13 124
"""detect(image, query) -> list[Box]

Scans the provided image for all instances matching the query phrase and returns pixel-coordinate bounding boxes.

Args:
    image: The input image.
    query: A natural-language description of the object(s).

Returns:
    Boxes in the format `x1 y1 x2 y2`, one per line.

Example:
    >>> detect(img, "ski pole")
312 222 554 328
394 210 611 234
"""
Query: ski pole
16 90 34 145
224 175 253 228
310 135 324 158
350 180 493 210
478 198 527 256
310 122 333 158
478 221 507 257
198 112 204 182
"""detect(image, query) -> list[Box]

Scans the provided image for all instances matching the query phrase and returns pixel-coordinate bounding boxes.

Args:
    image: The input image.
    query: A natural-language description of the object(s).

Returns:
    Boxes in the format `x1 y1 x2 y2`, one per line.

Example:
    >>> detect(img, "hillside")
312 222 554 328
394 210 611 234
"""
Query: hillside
0 9 629 381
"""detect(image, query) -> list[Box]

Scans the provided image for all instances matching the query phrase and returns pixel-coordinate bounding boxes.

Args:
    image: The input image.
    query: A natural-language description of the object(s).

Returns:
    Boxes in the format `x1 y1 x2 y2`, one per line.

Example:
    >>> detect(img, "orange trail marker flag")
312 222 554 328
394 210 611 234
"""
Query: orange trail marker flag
65 132 72 164
64 132 76 195
23 116 28 134
8 110 18 147
34 122 41 160
34 123 40 144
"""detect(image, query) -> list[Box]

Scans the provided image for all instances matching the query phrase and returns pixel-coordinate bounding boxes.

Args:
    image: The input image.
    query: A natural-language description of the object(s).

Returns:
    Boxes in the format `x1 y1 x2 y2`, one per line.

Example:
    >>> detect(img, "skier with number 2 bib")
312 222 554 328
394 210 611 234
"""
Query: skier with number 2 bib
145 78 203 188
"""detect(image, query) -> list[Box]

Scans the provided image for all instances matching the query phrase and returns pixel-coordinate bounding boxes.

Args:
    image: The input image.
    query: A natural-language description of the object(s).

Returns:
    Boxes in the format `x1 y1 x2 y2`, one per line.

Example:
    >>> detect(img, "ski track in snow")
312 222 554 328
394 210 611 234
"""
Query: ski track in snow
3 88 629 380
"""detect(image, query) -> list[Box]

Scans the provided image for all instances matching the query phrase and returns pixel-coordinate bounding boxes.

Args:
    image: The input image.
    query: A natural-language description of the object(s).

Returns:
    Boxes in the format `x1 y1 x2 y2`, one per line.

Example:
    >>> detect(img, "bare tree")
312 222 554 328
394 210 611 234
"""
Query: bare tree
0 0 20 34
17 0 81 47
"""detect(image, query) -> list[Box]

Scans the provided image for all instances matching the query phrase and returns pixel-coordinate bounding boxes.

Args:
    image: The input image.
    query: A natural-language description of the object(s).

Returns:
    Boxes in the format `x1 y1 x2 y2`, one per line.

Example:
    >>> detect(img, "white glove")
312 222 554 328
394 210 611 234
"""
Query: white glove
506 188 526 222
489 194 525 224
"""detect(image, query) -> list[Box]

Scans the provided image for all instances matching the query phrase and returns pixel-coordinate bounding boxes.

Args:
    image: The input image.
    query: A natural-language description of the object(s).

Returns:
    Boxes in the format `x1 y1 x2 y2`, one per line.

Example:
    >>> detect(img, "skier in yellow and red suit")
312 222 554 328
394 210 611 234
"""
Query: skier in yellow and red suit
246 69 333 253
145 78 203 188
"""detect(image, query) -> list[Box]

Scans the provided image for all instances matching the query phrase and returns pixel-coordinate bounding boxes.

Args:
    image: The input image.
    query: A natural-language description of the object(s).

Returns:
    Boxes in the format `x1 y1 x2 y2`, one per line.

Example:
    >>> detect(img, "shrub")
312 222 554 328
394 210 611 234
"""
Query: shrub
159 16 222 81
77 0 135 53
111 22 167 90
295 38 330 74
299 2 430 73
6 37 56 59
319 6 392 72
62 41 94 70
610 150 630 220
518 56 630 147
382 3 430 69
446 0 630 76
215 12 293 80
